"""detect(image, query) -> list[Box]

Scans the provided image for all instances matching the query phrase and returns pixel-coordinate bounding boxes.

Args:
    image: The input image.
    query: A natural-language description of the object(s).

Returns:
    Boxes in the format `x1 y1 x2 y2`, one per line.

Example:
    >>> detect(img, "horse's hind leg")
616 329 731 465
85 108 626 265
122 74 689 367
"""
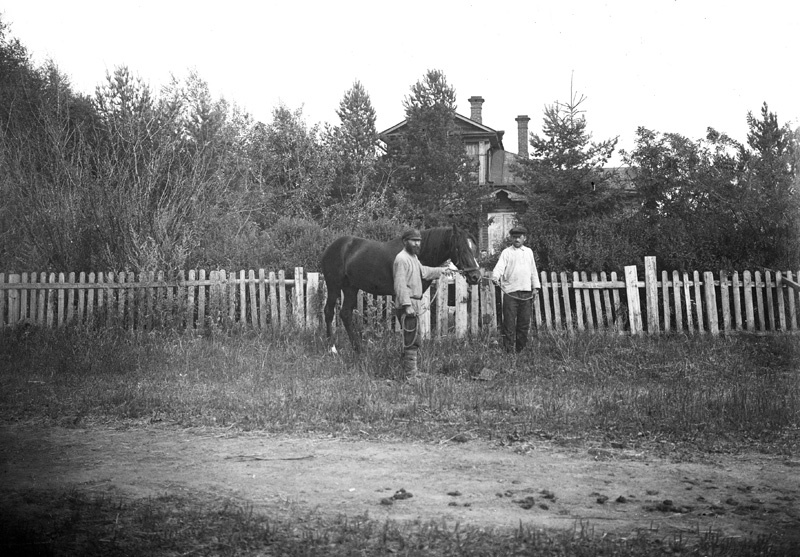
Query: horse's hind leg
323 283 339 347
340 287 362 353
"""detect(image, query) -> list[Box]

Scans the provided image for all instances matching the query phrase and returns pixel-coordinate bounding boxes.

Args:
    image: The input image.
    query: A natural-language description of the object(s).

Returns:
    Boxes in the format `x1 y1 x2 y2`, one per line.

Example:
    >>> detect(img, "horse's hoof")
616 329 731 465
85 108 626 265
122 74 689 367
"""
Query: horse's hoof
329 345 338 355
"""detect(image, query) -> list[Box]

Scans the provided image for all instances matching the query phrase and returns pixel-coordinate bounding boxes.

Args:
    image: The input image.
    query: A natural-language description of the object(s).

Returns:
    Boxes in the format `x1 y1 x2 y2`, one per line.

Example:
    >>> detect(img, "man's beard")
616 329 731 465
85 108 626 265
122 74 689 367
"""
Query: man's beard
406 244 420 256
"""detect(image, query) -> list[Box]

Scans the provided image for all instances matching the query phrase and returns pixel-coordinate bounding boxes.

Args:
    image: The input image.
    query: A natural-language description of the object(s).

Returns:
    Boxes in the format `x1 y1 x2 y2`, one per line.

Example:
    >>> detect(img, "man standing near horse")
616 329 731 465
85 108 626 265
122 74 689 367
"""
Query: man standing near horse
492 225 540 353
393 228 449 378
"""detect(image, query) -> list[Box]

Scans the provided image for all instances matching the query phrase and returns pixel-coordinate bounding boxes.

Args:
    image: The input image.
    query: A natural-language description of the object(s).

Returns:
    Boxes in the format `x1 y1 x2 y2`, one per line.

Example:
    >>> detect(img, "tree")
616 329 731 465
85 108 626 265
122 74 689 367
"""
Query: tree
386 69 476 228
329 80 378 201
737 103 799 266
513 87 619 224
622 103 800 269
250 105 334 223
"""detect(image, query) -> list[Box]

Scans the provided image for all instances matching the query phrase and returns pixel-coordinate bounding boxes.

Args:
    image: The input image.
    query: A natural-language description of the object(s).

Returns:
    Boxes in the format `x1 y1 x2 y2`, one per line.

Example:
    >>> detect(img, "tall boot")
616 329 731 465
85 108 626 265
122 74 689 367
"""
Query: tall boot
403 347 418 376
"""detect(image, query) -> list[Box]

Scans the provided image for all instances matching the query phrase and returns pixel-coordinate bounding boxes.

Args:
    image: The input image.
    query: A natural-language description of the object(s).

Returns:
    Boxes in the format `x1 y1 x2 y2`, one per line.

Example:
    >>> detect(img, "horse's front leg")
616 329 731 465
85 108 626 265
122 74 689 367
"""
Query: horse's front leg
340 288 362 353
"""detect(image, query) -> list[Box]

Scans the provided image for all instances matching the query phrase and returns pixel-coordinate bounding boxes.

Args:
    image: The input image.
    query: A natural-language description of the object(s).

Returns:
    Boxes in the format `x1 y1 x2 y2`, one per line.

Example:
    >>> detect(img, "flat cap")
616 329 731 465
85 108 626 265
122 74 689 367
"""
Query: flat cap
509 226 528 236
401 228 422 241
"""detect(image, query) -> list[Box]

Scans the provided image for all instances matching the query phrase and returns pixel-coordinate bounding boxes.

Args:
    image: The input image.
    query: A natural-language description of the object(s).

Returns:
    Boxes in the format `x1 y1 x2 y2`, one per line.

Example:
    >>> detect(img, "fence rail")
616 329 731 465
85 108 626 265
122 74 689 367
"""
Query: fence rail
1 257 798 337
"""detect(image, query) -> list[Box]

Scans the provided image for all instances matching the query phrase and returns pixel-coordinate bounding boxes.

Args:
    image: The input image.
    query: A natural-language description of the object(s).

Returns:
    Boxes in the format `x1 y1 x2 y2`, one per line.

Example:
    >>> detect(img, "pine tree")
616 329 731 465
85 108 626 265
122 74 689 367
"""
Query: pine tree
387 69 475 228
513 87 618 223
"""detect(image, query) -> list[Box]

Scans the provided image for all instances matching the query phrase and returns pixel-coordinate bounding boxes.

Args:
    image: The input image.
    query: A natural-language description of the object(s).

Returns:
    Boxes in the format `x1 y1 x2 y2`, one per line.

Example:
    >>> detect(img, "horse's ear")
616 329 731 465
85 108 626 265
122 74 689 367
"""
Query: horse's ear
452 223 458 233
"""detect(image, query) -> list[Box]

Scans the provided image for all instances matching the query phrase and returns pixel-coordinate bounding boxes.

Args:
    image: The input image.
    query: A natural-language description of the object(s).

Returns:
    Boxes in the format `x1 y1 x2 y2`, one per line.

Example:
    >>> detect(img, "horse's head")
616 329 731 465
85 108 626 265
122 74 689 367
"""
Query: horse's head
449 225 482 286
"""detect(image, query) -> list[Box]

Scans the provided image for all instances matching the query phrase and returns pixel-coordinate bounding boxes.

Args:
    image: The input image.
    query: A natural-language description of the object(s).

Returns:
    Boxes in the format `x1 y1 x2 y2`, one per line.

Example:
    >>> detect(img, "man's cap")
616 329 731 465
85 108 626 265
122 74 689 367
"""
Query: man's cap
509 226 528 236
402 228 422 241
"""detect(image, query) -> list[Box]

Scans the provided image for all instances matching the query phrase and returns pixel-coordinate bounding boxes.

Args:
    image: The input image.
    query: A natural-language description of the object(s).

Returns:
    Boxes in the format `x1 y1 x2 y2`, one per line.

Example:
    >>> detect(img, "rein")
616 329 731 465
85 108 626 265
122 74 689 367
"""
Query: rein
480 276 538 301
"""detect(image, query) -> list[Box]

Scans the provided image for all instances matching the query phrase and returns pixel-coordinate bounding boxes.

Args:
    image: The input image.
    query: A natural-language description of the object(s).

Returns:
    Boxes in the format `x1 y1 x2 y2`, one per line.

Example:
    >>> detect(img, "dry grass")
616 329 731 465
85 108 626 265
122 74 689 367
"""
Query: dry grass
1 324 798 555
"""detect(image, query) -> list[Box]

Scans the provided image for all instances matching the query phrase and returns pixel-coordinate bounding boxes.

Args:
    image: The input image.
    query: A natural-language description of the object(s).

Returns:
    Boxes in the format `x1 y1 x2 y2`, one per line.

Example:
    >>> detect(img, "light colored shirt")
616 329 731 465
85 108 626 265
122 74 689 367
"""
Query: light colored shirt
492 245 540 292
393 249 443 310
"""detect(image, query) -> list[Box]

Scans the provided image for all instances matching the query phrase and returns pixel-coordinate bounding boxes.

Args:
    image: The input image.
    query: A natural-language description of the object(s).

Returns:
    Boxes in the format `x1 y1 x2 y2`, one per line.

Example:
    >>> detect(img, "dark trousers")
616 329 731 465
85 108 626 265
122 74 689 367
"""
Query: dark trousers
501 292 532 353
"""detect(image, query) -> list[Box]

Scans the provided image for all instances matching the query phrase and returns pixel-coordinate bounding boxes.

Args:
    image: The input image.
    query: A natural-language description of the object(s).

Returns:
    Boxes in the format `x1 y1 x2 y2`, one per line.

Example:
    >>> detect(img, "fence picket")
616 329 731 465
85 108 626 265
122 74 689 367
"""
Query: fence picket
720 270 731 333
37 272 47 325
704 271 719 336
732 271 742 331
419 289 431 339
754 271 766 331
600 272 613 329
560 272 572 333
268 271 278 327
65 272 75 325
672 271 683 333
277 270 287 328
590 272 603 330
0 273 5 327
306 272 320 330
551 272 562 331
86 272 95 322
765 271 776 331
294 268 304 329
580 273 591 330
611 271 622 334
645 256 659 334
436 280 448 337
455 274 468 338
788 271 798 330
258 269 267 329
661 270 671 333
8 274 20 325
573 272 584 332
19 273 29 323
776 272 787 332
470 282 480 334
743 271 755 331
692 271 703 333
682 272 694 333
540 272 552 331
625 266 642 335
480 278 497 332
247 270 257 328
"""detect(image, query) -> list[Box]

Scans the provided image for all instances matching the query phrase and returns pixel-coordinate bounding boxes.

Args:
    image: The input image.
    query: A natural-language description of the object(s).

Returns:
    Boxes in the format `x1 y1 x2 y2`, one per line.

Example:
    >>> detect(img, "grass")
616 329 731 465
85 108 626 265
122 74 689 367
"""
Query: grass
1 488 796 557
1 324 798 555
1 324 797 453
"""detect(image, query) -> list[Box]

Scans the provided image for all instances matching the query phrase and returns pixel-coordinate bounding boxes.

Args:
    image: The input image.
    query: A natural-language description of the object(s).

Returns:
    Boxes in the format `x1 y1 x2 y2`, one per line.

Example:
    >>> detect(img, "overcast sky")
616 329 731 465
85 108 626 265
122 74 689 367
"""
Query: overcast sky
3 0 798 163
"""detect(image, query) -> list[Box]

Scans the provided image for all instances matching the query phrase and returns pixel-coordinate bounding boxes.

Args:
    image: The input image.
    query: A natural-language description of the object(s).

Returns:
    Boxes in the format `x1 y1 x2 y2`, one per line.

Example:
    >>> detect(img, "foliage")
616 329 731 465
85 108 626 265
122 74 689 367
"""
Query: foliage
513 87 620 224
249 105 335 223
622 103 800 270
384 69 478 231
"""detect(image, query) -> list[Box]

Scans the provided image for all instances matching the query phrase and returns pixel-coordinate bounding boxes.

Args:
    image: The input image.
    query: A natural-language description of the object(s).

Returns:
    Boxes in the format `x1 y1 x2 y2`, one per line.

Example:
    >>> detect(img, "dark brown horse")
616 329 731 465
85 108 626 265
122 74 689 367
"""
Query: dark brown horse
321 225 482 352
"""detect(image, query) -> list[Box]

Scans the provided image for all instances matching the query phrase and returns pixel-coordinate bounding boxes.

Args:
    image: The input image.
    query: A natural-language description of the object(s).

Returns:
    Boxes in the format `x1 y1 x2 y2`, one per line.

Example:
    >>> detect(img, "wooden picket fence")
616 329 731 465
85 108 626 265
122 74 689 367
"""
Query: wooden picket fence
1 257 799 337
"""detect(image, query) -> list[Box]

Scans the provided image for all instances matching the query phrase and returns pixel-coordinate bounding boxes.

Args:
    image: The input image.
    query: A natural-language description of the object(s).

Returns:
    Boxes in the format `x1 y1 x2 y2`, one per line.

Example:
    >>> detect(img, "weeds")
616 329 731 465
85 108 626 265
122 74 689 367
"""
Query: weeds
1 488 796 557
1 324 798 453
2 326 799 555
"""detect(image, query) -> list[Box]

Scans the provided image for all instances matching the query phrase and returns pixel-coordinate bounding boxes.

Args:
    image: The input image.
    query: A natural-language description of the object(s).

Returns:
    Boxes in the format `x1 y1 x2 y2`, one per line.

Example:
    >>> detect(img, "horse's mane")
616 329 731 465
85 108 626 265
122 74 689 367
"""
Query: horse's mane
418 226 469 265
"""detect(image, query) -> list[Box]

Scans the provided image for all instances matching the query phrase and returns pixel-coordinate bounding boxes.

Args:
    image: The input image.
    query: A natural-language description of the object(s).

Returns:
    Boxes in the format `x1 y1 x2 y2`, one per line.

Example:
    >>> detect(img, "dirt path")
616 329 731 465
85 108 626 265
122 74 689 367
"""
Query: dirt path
1 423 798 541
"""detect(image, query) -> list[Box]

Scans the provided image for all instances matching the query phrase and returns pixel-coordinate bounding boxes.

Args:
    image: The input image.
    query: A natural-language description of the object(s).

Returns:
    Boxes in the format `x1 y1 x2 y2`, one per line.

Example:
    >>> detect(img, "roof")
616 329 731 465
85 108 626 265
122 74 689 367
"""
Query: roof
379 112 506 150
488 150 526 187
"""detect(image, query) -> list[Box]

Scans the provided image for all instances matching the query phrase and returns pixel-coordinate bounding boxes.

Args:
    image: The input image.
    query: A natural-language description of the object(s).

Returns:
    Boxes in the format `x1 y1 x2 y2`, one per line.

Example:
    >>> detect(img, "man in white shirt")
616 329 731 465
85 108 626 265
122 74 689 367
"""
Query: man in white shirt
492 226 540 353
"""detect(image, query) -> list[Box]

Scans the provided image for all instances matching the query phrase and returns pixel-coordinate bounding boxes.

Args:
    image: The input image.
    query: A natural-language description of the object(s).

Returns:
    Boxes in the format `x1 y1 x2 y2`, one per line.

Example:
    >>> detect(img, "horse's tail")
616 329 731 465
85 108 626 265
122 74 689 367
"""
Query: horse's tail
320 236 353 294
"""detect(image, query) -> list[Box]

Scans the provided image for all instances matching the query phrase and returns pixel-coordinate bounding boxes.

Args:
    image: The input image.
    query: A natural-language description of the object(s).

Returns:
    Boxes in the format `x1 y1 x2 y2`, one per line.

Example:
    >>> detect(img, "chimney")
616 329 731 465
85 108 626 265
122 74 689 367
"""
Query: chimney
468 96 484 124
515 115 530 158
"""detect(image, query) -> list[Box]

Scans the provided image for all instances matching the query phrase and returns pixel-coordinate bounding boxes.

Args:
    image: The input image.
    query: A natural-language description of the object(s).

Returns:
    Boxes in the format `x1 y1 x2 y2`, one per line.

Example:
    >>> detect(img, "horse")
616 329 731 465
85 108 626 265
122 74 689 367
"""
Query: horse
321 224 482 352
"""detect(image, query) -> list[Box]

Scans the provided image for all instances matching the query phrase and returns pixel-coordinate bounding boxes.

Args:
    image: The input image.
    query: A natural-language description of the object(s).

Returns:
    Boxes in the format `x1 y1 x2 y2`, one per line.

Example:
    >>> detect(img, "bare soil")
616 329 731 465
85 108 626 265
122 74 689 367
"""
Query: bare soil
1 422 799 542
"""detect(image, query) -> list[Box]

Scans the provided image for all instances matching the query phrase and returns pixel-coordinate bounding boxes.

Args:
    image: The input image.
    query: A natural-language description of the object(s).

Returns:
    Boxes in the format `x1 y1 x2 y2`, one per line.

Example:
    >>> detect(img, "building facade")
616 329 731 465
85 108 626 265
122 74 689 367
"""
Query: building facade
379 96 531 255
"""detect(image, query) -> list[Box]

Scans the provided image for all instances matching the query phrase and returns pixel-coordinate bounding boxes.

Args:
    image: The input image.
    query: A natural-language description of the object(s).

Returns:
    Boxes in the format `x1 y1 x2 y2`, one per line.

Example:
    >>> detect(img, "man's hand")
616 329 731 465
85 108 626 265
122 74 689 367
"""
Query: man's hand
404 305 416 316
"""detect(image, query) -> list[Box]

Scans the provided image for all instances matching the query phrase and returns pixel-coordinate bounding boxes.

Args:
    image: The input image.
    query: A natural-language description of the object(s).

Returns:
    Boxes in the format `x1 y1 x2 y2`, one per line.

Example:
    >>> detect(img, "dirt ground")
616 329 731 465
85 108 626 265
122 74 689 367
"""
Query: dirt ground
1 422 799 543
